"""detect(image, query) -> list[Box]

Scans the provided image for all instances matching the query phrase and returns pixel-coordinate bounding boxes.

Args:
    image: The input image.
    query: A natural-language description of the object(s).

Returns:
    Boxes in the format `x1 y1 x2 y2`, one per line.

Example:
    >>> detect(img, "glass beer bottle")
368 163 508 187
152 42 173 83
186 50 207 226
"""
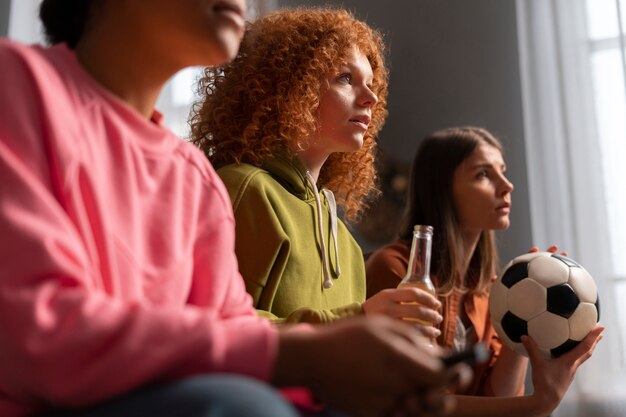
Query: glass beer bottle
397 224 437 325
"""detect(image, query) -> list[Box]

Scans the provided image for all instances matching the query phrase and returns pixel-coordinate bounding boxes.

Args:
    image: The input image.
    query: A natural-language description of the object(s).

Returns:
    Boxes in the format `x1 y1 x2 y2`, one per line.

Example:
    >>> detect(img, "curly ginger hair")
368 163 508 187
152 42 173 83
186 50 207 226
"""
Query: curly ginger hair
190 7 389 222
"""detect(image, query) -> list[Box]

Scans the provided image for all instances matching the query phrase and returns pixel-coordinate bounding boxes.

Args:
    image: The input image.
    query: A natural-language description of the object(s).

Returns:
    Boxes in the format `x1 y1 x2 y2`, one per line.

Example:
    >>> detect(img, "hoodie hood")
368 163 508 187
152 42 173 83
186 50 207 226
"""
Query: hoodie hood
261 155 312 200
262 155 342 289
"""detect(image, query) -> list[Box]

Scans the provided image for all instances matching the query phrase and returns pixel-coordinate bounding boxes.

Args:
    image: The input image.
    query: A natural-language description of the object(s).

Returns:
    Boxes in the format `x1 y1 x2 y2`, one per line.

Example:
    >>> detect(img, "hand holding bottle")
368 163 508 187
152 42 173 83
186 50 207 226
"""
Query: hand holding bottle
362 286 443 339
364 225 443 339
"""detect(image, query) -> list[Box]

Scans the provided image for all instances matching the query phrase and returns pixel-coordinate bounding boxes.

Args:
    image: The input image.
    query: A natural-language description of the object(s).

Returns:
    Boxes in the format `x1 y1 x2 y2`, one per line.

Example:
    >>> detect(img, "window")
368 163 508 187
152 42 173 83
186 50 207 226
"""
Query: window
156 67 204 139
585 0 626 364
585 0 626 275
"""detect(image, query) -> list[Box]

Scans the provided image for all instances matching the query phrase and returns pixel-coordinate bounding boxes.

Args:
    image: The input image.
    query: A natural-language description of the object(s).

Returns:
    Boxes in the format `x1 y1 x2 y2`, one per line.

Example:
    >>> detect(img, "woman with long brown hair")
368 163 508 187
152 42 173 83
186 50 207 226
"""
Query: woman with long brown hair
366 126 604 416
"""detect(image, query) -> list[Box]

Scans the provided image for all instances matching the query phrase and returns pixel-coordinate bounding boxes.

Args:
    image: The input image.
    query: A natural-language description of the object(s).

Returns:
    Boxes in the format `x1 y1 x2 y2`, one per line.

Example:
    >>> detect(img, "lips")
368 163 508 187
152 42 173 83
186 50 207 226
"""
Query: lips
349 115 371 129
496 202 511 212
213 1 246 29
213 0 245 16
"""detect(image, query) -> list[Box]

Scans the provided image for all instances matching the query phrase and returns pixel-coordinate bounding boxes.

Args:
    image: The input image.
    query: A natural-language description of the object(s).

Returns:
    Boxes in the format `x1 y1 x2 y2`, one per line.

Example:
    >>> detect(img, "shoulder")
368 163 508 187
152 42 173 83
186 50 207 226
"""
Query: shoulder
365 240 410 295
218 162 266 184
217 163 283 208
218 162 265 194
367 240 411 266
0 41 74 91
366 240 410 278
166 143 235 218
0 41 76 157
0 39 40 65
174 141 221 183
0 41 99 127
0 41 54 95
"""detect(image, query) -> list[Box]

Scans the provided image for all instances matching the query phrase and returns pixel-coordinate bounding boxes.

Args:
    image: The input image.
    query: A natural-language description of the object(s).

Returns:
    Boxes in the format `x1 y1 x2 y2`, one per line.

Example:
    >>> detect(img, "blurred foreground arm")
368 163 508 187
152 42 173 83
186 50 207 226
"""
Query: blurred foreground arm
274 315 471 417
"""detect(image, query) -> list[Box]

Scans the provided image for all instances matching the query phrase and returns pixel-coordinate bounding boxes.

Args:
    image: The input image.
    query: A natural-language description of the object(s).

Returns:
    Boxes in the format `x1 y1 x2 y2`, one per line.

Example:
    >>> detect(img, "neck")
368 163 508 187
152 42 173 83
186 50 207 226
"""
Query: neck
297 148 329 183
74 17 178 118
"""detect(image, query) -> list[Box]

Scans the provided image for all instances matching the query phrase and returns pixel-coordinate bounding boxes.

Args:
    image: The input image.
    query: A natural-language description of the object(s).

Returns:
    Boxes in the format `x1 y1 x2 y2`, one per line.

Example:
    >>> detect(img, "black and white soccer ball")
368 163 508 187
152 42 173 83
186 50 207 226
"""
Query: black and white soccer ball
489 252 600 358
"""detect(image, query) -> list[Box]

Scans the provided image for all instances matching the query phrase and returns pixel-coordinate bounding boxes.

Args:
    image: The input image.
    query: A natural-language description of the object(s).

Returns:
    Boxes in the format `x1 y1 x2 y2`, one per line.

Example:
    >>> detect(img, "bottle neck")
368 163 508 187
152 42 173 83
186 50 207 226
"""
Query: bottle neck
404 225 433 283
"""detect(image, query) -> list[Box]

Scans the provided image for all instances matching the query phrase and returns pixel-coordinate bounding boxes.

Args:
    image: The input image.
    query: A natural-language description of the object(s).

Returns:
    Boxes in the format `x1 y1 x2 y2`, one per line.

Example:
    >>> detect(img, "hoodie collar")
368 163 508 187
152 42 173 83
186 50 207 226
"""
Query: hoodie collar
261 155 314 200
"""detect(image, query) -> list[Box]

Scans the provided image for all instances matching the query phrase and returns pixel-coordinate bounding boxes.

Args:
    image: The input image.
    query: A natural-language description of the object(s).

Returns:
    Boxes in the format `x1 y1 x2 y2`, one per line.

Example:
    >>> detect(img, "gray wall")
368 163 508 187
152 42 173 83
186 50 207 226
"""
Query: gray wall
279 0 533 264
0 0 10 37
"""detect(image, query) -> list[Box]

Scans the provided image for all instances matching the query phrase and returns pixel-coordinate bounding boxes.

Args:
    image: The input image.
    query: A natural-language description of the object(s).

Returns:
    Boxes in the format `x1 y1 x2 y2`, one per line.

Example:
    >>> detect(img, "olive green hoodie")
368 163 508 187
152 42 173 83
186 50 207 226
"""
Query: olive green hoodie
218 156 365 324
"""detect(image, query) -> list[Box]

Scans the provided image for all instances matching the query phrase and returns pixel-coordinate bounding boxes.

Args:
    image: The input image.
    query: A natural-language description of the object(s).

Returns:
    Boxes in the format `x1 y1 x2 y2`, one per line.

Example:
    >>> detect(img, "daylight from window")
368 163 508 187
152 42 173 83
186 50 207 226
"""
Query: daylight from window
157 67 203 139
585 0 626 365
585 0 626 277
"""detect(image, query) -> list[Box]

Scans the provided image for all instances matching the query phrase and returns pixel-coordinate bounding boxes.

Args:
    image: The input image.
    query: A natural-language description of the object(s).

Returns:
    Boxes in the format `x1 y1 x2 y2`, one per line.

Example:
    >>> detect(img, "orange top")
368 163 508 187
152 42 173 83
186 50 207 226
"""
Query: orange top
366 240 524 396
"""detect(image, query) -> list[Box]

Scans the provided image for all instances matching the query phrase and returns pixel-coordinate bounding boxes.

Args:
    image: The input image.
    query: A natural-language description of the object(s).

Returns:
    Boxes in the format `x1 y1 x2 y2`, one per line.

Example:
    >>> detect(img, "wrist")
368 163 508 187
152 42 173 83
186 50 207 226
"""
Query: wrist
529 389 560 417
272 328 316 387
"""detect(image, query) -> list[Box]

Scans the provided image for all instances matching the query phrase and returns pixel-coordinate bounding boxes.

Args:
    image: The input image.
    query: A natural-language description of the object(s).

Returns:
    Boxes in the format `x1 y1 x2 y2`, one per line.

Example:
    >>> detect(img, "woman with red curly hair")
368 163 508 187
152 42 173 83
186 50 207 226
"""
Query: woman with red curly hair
191 7 442 333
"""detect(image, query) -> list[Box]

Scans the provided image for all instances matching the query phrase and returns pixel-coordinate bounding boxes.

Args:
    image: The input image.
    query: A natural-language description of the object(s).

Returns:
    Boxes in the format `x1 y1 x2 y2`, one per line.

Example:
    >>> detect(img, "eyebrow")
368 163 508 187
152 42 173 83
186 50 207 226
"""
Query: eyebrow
339 62 374 81
469 162 507 171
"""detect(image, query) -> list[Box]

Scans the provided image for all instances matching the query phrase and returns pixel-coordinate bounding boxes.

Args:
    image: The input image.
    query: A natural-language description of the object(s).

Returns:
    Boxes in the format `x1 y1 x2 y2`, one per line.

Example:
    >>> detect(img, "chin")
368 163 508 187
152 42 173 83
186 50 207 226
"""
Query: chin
496 220 511 230
348 136 365 151
206 31 242 65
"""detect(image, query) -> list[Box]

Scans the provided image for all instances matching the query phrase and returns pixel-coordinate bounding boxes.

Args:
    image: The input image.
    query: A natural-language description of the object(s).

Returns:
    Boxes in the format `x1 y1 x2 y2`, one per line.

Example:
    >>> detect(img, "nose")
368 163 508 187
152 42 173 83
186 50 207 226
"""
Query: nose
359 86 378 108
499 174 514 196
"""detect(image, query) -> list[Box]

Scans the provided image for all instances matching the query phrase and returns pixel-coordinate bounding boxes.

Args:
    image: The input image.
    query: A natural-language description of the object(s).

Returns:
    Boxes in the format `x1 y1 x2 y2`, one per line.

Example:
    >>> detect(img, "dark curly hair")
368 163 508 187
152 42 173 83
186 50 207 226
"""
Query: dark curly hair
39 0 101 48
190 7 389 222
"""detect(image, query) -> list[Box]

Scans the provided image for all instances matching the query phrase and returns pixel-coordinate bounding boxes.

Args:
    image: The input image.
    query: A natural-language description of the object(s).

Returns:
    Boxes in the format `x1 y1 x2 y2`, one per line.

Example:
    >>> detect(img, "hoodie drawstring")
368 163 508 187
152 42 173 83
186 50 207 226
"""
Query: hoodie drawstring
305 171 342 289
321 189 342 278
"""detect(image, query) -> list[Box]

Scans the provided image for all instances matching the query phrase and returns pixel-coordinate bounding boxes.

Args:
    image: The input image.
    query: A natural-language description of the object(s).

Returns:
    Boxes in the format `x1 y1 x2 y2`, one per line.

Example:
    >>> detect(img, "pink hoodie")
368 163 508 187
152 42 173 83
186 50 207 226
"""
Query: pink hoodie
0 40 278 417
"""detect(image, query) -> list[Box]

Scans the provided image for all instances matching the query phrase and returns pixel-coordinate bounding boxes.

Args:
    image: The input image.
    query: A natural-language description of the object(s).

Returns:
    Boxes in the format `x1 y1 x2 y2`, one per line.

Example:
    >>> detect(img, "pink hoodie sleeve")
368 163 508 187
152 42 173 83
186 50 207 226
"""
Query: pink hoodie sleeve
0 40 278 415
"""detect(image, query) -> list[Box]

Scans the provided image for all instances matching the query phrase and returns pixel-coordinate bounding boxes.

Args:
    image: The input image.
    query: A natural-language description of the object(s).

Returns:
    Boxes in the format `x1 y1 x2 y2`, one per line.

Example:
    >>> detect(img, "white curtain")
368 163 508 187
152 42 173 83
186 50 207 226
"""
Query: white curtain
517 0 626 415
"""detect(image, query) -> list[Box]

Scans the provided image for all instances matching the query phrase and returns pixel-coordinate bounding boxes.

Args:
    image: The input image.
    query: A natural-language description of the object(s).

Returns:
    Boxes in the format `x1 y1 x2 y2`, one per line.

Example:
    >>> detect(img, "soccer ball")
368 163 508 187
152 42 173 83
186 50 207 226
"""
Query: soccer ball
489 252 600 359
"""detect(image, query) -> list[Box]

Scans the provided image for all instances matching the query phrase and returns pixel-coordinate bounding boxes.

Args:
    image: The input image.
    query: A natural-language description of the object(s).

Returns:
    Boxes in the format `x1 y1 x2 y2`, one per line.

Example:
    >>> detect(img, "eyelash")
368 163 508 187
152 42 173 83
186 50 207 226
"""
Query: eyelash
477 170 507 179
336 73 375 92
337 73 352 83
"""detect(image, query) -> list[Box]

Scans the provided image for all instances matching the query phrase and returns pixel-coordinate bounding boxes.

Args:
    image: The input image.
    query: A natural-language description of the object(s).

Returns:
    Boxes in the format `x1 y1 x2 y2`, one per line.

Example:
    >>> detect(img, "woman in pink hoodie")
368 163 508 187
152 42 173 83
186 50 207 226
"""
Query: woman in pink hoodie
0 1 467 417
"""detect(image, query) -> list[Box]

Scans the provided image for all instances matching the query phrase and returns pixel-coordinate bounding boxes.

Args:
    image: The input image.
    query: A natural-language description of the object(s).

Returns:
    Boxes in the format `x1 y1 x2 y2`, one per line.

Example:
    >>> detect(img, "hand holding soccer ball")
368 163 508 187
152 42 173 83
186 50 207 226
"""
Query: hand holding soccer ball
489 251 600 358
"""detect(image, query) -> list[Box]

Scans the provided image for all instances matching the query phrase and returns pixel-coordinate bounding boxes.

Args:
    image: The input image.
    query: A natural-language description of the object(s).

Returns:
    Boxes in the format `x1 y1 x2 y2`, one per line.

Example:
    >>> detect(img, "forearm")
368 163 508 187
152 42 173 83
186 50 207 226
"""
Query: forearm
272 328 316 387
0 290 277 405
451 394 552 417
486 345 529 396
272 315 457 417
